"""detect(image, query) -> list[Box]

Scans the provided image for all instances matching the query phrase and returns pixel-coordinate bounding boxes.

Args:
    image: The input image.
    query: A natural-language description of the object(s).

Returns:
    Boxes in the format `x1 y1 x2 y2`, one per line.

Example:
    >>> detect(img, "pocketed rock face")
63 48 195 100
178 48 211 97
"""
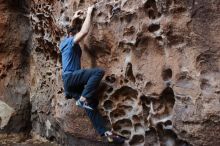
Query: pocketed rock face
30 0 220 146
0 0 31 143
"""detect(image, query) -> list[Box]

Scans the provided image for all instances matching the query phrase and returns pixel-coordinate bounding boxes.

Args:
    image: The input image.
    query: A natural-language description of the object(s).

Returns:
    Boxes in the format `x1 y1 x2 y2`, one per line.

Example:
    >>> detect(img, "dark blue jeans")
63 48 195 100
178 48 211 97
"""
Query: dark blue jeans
62 68 107 135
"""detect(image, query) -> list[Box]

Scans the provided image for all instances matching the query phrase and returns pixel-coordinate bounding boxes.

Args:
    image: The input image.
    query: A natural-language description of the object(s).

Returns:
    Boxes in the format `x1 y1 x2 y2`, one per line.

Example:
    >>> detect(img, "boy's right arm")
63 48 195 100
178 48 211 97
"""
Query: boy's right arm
74 5 94 44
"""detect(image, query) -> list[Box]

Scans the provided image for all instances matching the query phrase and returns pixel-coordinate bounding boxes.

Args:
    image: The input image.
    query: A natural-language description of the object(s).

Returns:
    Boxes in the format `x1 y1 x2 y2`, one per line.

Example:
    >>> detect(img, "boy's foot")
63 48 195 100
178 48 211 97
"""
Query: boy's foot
76 99 93 110
103 131 126 144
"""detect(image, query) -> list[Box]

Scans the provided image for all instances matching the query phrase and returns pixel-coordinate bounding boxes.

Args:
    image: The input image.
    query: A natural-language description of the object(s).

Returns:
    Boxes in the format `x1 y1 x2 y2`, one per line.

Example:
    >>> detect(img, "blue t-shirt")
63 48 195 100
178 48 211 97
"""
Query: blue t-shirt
60 36 82 73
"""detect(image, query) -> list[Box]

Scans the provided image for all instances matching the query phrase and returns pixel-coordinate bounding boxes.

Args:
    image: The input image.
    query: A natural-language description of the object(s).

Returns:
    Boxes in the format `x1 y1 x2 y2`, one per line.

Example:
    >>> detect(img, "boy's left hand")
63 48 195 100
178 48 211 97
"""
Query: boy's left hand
73 10 83 19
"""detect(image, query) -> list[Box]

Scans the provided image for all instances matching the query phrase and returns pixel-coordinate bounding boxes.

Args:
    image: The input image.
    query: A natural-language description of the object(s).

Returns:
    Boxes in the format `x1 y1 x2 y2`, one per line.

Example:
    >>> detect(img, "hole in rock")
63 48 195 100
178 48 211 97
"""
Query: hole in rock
148 24 160 32
164 120 172 126
48 136 57 142
110 95 119 101
136 73 143 81
156 36 163 41
105 74 116 83
110 86 138 108
160 87 174 102
148 9 156 19
121 130 131 138
145 128 158 145
159 87 175 113
119 79 123 85
118 105 133 112
132 115 140 123
35 47 43 53
79 0 84 4
125 63 135 82
129 135 145 145
114 86 138 98
96 82 110 100
97 11 103 17
78 0 85 7
110 109 126 119
106 86 113 94
135 36 149 54
60 9 64 14
140 95 151 105
145 81 153 91
142 104 150 121
124 78 129 83
46 72 52 76
103 100 113 110
162 68 172 81
144 0 157 9
113 119 132 131
176 71 192 81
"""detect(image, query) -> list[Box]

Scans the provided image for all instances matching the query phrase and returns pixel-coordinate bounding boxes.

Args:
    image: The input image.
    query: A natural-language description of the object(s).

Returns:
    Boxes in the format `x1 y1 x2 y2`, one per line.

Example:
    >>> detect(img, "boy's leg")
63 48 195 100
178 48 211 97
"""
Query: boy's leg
85 99 107 136
65 68 104 110
86 101 126 144
64 69 107 134
66 68 105 100
81 68 104 100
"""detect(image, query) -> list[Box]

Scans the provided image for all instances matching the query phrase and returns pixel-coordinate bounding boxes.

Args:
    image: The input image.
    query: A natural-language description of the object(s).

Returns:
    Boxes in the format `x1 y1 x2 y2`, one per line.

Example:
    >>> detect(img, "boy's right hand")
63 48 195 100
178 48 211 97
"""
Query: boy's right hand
87 5 95 14
73 10 83 19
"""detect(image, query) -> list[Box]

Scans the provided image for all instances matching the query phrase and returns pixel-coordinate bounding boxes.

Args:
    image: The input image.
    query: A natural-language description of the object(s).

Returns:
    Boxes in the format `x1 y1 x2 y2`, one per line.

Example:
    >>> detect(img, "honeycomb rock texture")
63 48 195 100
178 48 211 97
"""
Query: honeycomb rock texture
1 0 220 145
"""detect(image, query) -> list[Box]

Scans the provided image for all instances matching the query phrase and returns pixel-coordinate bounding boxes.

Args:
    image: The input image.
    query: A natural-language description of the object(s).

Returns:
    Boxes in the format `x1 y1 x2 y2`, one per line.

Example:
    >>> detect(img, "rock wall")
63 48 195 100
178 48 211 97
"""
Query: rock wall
1 0 220 146
30 0 220 145
0 0 31 143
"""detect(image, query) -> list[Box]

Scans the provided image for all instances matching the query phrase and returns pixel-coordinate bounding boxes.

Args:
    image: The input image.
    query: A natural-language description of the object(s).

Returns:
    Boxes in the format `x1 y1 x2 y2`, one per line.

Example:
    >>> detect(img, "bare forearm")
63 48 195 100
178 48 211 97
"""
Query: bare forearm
80 10 93 34
73 6 94 43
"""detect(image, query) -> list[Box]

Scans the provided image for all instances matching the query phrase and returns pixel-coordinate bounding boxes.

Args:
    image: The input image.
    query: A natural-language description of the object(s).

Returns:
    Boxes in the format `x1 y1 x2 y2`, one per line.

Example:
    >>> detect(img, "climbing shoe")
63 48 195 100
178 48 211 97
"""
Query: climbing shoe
76 99 93 110
103 131 126 144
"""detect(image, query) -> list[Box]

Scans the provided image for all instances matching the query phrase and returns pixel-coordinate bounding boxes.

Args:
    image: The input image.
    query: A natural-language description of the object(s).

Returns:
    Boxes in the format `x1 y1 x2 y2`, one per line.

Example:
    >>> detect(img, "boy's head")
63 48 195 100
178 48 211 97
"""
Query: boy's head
67 27 78 36
67 18 82 36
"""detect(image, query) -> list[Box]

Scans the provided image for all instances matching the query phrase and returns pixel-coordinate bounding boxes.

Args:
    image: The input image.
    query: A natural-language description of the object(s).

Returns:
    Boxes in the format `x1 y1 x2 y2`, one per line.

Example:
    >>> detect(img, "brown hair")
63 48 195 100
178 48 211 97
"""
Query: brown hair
67 19 83 36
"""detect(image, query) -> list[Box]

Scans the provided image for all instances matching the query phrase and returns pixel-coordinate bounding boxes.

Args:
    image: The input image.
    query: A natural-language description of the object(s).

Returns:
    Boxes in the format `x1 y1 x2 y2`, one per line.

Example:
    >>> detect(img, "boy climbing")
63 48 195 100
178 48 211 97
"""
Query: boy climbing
60 5 125 144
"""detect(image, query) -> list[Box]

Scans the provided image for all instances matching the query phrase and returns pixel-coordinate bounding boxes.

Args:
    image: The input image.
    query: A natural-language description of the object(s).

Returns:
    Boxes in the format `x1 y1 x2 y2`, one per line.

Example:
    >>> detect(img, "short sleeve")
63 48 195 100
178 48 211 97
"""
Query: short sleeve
60 37 75 52
66 36 75 48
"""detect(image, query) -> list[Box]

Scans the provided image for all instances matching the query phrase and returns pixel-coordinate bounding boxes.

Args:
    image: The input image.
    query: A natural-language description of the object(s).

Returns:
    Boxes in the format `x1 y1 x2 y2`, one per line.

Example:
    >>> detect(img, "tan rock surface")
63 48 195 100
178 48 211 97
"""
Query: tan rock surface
0 0 220 146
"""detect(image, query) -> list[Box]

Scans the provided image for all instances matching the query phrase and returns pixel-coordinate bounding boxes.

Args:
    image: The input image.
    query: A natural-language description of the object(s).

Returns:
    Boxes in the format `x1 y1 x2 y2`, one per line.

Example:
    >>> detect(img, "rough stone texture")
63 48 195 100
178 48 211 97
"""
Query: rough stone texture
29 0 220 145
0 0 31 142
29 0 220 146
0 0 220 145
